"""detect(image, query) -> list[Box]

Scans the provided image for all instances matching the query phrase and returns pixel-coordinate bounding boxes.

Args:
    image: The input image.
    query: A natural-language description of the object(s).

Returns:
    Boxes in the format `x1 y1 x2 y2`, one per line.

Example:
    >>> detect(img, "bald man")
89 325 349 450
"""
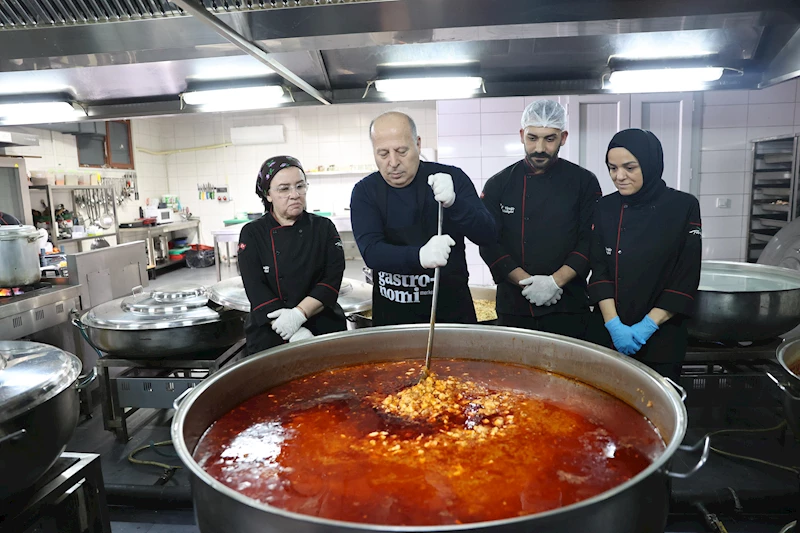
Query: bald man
350 111 497 326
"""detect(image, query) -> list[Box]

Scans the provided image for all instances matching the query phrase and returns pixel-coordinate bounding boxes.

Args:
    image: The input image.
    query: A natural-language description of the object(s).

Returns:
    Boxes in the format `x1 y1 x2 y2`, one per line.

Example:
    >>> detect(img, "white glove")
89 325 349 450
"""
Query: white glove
427 173 456 208
289 327 314 343
519 275 562 306
419 235 456 269
267 307 307 340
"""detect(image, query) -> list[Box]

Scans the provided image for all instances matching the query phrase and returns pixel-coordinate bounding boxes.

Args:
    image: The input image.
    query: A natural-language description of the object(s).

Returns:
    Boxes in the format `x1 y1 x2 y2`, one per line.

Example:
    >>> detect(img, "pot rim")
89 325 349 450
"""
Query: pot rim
698 260 800 294
171 324 687 531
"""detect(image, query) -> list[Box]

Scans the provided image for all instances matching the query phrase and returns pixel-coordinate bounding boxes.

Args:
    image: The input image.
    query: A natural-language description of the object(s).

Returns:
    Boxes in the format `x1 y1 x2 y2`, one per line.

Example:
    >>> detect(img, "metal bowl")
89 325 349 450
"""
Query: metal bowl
172 325 706 533
688 261 800 342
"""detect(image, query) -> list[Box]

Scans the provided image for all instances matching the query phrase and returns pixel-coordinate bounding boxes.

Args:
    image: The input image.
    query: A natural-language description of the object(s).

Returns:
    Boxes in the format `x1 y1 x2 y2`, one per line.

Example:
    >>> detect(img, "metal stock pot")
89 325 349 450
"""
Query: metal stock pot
0 341 84 499
172 325 708 533
688 261 800 342
0 225 41 287
76 284 245 358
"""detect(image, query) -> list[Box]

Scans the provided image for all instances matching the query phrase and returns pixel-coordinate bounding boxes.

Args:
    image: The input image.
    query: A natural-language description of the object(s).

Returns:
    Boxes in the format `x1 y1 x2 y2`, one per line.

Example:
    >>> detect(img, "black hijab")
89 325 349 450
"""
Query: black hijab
606 128 667 205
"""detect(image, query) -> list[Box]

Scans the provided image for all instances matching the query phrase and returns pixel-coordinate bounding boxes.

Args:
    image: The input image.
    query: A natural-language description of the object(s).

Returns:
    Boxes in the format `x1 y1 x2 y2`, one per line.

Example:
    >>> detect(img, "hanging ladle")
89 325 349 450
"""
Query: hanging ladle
420 201 444 381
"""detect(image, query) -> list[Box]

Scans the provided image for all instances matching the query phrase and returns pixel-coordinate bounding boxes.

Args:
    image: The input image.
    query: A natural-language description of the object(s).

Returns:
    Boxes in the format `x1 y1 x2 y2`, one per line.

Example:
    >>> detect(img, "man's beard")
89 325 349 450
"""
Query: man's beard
526 146 560 170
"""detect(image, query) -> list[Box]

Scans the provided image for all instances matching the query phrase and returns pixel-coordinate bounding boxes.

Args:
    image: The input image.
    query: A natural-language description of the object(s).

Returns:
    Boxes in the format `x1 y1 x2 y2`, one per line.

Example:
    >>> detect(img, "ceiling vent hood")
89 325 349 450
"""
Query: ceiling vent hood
0 131 39 148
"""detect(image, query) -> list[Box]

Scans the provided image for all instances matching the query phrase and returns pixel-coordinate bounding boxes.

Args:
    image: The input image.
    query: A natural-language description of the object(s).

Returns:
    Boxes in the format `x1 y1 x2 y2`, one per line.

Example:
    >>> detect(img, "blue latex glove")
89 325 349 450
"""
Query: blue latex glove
630 315 659 345
604 317 643 356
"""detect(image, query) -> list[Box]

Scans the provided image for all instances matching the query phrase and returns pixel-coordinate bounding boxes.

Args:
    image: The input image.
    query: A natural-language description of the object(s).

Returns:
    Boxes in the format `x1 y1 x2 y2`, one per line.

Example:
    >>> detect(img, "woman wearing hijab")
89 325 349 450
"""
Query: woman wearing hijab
588 129 702 381
238 155 347 355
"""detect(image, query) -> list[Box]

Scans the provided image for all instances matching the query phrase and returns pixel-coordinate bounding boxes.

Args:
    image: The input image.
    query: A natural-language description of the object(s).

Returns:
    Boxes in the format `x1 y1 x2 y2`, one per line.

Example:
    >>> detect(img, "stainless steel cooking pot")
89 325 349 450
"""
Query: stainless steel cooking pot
207 276 373 331
0 341 85 500
768 338 800 438
172 325 708 533
0 225 41 287
77 284 245 358
688 261 800 342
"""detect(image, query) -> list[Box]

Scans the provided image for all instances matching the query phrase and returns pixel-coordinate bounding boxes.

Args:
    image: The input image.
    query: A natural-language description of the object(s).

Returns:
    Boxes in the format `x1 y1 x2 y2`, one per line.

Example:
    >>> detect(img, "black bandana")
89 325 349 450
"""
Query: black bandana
606 129 667 205
256 155 305 207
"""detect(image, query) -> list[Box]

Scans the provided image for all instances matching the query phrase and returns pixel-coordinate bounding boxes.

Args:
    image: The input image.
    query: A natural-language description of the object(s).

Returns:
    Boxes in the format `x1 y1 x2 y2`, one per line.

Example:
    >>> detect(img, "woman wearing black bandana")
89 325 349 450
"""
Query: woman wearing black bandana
588 129 702 382
238 155 347 355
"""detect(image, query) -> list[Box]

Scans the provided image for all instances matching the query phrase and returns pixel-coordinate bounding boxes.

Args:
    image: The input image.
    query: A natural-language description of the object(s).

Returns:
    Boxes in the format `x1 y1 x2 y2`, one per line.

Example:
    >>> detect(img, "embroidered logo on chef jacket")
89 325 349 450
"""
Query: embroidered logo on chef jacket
262 265 270 274
605 247 612 256
500 204 515 215
334 239 343 248
377 272 434 303
689 228 701 236
238 243 246 251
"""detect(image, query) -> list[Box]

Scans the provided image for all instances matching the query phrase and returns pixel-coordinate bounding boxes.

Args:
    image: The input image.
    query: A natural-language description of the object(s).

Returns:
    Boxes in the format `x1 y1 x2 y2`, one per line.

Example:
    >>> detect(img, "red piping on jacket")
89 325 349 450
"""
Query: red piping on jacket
588 280 614 288
270 226 287 301
489 255 510 269
614 204 625 303
253 298 279 312
317 283 339 294
664 289 694 300
569 251 588 261
521 176 533 317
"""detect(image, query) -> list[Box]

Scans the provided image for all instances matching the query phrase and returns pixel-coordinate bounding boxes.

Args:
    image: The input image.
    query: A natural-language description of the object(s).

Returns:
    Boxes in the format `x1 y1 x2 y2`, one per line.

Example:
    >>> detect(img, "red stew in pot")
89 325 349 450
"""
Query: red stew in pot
194 359 665 526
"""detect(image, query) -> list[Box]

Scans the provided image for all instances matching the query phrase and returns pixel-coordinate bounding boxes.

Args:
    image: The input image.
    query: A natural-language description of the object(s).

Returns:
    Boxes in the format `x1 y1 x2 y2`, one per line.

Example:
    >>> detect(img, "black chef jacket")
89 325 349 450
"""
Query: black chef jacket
588 187 702 363
238 211 346 354
479 158 601 317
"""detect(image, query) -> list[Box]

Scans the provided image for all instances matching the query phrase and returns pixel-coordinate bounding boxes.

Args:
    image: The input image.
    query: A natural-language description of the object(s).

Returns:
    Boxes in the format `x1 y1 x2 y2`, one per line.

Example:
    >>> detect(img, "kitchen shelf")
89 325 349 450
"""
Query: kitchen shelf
30 185 109 190
747 134 800 263
30 184 121 250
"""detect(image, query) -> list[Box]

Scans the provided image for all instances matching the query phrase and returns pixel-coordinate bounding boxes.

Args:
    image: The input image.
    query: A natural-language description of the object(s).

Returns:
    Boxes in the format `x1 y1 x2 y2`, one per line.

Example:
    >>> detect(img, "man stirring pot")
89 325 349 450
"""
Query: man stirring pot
350 111 497 326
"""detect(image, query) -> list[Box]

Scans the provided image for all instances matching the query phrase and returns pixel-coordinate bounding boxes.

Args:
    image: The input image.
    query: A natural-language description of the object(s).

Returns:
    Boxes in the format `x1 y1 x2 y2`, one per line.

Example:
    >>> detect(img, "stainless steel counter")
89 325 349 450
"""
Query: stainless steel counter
0 281 82 339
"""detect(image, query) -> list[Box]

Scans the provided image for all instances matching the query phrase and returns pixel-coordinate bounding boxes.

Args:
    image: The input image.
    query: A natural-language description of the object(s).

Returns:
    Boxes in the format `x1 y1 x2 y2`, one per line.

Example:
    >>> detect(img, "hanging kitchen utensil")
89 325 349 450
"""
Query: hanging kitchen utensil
99 189 114 230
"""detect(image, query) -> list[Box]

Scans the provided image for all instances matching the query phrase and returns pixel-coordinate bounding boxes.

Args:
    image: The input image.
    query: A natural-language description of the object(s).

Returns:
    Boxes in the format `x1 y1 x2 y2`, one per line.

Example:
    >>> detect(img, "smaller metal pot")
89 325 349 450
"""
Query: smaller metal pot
768 338 800 438
0 341 87 500
0 225 41 287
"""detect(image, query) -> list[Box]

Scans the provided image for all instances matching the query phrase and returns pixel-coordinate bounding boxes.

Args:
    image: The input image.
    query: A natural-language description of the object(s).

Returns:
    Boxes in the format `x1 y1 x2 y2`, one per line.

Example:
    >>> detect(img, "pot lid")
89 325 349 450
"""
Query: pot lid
0 224 39 241
82 284 224 330
338 278 372 314
0 341 82 424
206 276 372 314
757 218 800 271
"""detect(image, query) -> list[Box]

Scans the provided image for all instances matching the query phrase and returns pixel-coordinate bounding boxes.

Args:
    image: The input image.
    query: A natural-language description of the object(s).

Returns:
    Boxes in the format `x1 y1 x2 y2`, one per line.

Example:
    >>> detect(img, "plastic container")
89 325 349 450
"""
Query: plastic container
170 254 186 261
185 244 215 269
169 247 191 256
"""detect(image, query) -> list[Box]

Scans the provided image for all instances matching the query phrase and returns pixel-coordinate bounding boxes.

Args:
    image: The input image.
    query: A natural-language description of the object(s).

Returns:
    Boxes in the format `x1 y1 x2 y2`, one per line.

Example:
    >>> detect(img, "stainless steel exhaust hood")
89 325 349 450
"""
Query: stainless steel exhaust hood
0 131 39 148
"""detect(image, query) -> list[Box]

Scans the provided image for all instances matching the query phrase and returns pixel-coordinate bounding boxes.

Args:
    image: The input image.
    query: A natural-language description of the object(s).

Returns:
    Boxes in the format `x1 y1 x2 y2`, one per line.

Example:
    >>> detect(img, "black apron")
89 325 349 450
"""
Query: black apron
371 179 476 327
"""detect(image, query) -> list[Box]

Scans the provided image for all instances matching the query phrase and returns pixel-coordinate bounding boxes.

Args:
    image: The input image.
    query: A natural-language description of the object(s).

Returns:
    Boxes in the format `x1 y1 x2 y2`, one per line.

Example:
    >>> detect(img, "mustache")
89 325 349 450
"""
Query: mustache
528 152 551 160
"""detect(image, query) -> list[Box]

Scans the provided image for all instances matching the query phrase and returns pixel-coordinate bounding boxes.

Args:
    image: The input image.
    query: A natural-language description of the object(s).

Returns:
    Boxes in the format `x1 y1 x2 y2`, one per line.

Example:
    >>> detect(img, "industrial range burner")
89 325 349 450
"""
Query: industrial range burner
0 277 81 340
0 452 111 533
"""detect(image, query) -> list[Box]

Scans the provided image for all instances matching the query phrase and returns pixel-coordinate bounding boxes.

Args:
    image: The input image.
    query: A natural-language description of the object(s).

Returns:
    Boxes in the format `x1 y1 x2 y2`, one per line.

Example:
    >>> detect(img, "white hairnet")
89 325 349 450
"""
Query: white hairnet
521 100 567 131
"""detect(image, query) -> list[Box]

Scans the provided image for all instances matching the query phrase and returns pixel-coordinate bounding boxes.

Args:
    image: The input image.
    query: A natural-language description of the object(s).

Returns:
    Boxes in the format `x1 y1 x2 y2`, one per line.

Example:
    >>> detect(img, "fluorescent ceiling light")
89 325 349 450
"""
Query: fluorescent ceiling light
381 59 476 68
182 85 285 106
374 76 483 102
607 67 724 93
0 101 81 125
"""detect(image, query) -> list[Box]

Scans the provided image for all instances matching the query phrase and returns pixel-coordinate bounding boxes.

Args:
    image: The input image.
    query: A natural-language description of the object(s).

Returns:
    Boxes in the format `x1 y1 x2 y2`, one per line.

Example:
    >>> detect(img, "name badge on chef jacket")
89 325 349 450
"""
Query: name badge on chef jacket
377 272 433 304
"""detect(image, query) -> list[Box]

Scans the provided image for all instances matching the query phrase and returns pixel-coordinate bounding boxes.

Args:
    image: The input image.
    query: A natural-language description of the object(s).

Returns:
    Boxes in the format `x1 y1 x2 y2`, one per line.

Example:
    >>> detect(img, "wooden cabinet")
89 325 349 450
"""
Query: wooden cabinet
77 120 134 169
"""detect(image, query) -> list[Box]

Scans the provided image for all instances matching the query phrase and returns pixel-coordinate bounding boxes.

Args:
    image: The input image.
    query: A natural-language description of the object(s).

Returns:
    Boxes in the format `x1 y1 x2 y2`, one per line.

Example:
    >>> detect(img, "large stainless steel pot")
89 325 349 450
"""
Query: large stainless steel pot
0 225 41 287
77 284 245 358
688 261 800 342
768 338 800 438
172 325 708 533
207 276 373 331
0 341 83 500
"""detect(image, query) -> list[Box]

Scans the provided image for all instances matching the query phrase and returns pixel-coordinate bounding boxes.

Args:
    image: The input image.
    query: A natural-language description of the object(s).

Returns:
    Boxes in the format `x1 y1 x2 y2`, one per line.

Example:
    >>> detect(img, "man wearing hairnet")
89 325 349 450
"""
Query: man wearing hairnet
479 100 602 339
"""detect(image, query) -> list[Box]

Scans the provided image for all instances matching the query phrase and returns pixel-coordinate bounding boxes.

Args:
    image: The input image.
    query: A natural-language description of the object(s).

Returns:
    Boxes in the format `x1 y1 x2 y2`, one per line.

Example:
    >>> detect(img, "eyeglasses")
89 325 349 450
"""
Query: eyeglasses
271 182 309 197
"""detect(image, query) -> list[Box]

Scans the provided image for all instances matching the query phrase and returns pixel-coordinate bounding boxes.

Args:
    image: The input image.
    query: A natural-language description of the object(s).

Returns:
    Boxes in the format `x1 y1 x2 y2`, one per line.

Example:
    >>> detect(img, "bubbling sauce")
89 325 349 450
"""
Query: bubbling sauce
194 360 665 526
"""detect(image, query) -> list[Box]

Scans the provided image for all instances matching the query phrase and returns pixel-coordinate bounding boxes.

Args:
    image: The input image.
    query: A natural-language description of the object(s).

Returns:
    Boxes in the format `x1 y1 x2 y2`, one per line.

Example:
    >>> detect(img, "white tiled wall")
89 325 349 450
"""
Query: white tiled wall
130 102 437 245
437 97 529 286
699 79 800 261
